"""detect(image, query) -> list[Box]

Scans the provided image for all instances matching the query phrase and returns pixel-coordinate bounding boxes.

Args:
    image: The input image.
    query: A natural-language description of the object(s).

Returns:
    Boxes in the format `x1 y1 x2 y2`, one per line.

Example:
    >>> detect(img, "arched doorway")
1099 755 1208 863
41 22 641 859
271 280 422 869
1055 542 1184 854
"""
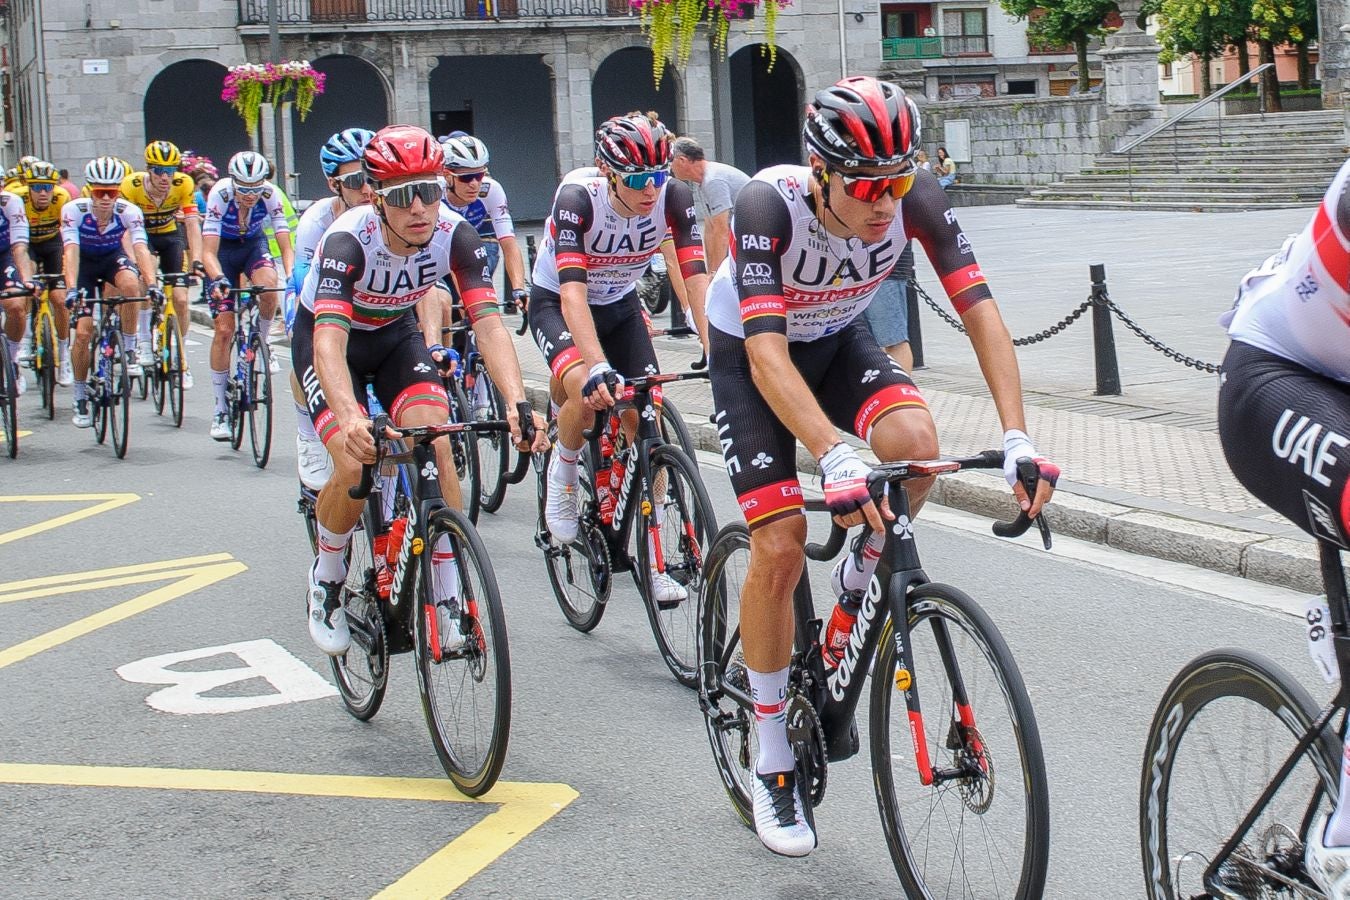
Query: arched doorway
144 61 249 177
429 55 554 221
292 55 389 200
591 48 680 133
728 45 802 173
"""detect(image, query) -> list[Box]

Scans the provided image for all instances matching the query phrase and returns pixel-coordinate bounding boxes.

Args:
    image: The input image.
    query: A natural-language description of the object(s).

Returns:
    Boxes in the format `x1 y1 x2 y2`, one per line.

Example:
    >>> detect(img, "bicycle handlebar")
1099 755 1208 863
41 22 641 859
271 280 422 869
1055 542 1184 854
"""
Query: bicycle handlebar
802 450 1052 560
580 370 711 440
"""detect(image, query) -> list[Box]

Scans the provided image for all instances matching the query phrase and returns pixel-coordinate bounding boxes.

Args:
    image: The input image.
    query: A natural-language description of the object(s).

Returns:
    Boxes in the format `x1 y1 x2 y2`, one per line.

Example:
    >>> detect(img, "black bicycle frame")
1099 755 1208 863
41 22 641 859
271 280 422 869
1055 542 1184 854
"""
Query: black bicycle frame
1201 539 1350 893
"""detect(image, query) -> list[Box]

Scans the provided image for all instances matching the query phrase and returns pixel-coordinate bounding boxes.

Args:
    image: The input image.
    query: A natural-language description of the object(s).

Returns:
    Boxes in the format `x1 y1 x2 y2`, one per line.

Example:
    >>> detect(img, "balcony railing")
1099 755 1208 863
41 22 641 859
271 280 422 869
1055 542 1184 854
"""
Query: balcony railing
882 37 943 60
943 33 991 55
238 0 627 25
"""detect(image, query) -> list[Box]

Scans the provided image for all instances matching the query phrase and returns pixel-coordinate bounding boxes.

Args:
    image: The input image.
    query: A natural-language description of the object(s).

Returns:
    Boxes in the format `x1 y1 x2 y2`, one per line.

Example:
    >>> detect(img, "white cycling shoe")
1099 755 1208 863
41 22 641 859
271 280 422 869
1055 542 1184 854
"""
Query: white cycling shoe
751 769 817 858
306 561 350 656
1306 813 1350 899
57 358 73 387
545 454 580 544
182 369 194 390
136 344 154 369
432 599 466 658
648 570 688 609
210 413 231 442
296 433 332 491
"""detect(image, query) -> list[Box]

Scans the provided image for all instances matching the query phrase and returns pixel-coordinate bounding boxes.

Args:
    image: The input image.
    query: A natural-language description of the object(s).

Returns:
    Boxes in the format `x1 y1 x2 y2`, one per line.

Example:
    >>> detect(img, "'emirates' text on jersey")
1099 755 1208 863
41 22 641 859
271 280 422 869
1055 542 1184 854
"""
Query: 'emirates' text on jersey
1225 157 1350 383
705 165 991 341
531 171 705 304
301 205 498 332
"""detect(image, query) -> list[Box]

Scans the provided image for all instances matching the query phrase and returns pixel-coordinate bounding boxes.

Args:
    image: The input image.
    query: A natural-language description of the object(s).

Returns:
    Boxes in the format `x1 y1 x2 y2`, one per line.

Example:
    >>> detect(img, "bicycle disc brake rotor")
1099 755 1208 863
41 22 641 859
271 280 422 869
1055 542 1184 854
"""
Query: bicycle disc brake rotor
785 692 828 807
949 721 995 814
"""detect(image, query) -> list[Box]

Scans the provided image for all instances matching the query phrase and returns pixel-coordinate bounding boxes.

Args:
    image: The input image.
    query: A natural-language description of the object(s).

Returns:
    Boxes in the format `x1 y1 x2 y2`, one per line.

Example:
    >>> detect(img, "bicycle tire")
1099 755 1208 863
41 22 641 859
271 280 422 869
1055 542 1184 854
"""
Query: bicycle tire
658 397 699 462
330 509 389 721
150 324 167 415
696 523 756 827
167 325 184 429
1139 648 1338 900
36 308 56 420
0 339 15 459
634 444 717 688
474 373 510 514
108 330 131 459
92 347 108 445
414 507 511 797
540 445 609 632
248 335 273 468
448 380 481 524
870 582 1049 899
639 270 669 315
135 356 148 401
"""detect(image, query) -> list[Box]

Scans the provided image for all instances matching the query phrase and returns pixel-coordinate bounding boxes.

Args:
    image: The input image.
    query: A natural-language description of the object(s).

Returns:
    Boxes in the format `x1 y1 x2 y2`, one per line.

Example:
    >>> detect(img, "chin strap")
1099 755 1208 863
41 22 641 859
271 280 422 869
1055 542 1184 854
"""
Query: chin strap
377 201 433 252
607 174 641 216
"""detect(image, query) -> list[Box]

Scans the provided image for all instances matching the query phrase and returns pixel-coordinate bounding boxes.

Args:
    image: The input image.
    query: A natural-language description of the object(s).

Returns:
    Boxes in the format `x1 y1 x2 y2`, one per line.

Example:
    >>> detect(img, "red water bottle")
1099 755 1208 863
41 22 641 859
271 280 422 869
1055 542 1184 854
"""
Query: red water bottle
597 469 616 525
821 592 862 669
372 533 392 598
387 517 408 567
608 453 627 497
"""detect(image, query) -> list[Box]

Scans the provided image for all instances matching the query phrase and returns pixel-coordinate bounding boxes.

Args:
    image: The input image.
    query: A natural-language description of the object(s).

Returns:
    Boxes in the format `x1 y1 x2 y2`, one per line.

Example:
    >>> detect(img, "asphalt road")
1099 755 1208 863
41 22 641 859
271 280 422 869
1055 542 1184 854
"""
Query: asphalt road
0 325 1328 899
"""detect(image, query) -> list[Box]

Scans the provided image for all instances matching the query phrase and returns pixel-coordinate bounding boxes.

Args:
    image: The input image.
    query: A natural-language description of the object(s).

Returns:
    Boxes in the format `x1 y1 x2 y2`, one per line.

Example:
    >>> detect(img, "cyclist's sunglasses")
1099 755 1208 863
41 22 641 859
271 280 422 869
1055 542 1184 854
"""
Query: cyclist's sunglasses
450 171 486 183
148 165 176 177
235 183 265 196
829 166 917 203
28 183 54 193
374 178 443 209
620 170 669 191
89 187 120 199
333 171 366 190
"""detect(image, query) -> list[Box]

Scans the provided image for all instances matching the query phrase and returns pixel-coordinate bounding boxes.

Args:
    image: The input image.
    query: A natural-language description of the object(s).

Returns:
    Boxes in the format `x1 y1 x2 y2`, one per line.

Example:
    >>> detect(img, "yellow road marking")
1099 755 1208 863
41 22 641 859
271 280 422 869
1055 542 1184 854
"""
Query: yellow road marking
0 561 246 670
0 553 236 603
0 493 139 546
0 763 579 898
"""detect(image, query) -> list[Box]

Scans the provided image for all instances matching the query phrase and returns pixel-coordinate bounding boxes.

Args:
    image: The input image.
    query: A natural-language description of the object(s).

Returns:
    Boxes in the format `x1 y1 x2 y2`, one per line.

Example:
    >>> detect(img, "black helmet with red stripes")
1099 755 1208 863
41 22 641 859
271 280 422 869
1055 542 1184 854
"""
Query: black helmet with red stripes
595 115 671 174
803 76 921 170
362 124 444 183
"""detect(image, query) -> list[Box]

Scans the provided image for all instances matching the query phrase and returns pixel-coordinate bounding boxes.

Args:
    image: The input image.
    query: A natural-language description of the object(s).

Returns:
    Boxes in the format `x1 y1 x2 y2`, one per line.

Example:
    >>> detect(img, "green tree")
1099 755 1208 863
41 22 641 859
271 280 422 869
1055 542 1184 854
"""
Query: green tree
1001 0 1117 92
1251 0 1316 101
1150 0 1248 93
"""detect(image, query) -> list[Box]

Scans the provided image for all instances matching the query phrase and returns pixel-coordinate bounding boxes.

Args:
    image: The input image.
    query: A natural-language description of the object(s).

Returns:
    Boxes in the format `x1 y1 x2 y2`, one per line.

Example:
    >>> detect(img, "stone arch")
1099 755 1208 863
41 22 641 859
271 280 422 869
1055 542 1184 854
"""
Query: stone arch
143 60 250 174
291 54 392 197
726 44 804 172
590 46 681 134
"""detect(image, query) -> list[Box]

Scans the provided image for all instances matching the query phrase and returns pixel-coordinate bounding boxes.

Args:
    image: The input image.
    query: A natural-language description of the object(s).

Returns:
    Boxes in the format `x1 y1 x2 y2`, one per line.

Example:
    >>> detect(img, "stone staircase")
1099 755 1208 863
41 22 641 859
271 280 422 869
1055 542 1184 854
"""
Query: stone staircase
1017 110 1347 211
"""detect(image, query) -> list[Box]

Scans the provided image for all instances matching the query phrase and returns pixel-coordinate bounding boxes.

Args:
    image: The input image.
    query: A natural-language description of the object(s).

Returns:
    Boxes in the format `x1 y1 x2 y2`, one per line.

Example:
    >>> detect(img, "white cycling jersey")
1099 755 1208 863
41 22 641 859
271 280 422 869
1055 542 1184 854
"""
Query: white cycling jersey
1224 158 1350 383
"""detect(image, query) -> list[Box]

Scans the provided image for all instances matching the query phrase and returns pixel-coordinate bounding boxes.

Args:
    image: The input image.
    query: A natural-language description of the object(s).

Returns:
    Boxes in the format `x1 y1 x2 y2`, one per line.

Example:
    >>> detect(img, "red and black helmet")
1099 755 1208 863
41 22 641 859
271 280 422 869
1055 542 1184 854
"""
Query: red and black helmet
362 125 444 183
803 76 921 169
595 115 671 174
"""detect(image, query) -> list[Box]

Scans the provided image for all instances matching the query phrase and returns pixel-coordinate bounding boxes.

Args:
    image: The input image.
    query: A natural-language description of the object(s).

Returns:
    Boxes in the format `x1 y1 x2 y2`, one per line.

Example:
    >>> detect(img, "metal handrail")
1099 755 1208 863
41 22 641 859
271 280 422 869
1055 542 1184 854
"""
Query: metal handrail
1112 62 1274 155
1109 62 1274 202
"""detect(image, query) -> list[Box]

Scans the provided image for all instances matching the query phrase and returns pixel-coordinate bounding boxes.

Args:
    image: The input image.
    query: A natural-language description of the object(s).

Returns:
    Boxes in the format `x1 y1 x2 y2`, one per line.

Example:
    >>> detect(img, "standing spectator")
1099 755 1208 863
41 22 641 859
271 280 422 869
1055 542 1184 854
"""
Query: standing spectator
58 169 79 200
935 147 958 188
862 240 916 371
670 136 750 276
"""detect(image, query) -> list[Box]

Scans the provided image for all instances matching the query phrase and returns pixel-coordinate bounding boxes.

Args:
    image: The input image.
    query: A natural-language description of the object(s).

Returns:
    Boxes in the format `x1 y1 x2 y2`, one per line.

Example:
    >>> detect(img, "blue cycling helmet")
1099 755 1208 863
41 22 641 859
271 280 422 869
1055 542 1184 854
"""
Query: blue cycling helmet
320 128 375 177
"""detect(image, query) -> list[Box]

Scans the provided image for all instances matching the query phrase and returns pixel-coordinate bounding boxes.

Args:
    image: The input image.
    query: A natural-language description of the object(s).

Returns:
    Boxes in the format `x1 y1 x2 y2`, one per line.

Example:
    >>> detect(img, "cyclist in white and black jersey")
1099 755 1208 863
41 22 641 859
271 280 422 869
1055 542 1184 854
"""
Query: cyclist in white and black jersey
295 125 546 657
706 76 1059 858
531 115 708 605
286 128 375 492
441 133 529 312
1216 157 1350 897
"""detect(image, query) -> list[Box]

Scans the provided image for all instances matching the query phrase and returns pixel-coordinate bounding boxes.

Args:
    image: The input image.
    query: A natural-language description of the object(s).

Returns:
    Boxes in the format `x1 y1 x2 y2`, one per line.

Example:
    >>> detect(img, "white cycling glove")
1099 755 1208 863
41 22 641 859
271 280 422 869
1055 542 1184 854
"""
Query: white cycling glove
819 442 872 516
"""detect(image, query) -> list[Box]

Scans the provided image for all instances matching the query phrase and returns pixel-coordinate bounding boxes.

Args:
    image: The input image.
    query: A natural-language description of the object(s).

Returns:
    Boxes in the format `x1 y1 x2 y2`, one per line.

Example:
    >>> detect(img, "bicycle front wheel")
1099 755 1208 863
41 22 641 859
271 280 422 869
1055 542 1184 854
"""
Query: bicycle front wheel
870 582 1049 900
248 335 273 468
539 446 609 632
414 507 511 797
108 331 131 459
473 373 510 514
150 325 167 415
166 324 184 429
330 510 388 721
0 339 16 459
657 397 699 462
448 380 481 524
35 309 56 420
635 444 717 688
1139 648 1338 900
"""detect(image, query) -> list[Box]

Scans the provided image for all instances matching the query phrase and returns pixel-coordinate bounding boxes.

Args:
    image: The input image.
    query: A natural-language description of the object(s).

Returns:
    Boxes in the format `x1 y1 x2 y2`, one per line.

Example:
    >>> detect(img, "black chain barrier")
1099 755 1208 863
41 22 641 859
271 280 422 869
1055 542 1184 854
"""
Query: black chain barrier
912 276 1220 373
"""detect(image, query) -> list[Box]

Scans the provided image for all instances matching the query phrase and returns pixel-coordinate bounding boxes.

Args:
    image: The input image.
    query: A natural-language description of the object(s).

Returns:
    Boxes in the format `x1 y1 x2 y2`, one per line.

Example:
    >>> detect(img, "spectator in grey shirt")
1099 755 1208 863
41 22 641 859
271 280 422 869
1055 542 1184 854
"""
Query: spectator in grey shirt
670 136 751 276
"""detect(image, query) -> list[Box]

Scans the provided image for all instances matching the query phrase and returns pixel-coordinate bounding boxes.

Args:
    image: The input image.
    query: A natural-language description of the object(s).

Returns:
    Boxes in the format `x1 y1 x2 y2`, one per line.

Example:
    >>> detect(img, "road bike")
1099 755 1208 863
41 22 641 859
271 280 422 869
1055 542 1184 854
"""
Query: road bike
321 403 532 796
698 453 1052 896
146 272 191 428
1140 537 1350 899
0 286 28 458
77 292 142 459
23 274 65 420
536 369 718 687
213 285 280 468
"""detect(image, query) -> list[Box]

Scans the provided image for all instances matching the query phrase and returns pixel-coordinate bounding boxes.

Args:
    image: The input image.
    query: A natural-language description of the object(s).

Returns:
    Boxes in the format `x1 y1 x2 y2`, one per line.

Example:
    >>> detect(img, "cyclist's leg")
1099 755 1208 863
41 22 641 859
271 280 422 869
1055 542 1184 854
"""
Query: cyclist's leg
709 324 816 855
531 286 591 539
33 241 69 373
596 290 659 443
1218 340 1350 861
69 258 103 389
209 242 246 425
138 234 170 354
0 253 22 360
244 243 280 350
161 227 189 339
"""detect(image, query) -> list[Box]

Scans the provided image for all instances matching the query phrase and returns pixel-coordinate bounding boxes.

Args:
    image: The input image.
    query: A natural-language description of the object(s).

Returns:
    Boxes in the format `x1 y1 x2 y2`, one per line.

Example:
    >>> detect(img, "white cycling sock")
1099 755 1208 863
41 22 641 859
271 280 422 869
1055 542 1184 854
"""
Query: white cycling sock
6 338 19 363
61 338 70 363
259 315 274 346
137 309 151 340
314 523 352 583
431 534 461 604
211 368 229 415
749 666 794 774
835 532 885 595
73 380 87 402
554 441 581 483
123 333 138 353
1326 740 1350 845
294 399 319 441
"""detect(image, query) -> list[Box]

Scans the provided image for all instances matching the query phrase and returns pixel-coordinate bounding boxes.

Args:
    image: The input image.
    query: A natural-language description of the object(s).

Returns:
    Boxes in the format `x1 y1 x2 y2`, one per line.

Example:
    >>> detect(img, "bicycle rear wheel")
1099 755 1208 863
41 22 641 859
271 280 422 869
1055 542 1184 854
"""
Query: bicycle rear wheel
0 339 16 459
473 372 510 514
448 380 481 524
166 325 184 429
696 524 757 827
870 582 1049 900
635 444 717 688
539 446 609 632
415 507 511 797
108 331 131 459
248 335 273 468
35 309 56 420
330 510 388 721
1139 648 1338 900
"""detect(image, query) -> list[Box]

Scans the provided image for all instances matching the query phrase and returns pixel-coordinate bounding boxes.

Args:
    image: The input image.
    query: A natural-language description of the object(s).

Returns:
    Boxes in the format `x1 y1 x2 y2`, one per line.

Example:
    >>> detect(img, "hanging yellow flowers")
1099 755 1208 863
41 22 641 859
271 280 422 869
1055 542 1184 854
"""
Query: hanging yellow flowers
631 0 791 88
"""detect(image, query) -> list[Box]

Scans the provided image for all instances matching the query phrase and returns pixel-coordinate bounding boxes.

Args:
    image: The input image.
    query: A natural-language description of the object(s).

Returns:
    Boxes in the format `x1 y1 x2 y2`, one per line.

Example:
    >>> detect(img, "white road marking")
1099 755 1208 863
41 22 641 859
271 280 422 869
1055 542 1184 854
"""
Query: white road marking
116 638 336 714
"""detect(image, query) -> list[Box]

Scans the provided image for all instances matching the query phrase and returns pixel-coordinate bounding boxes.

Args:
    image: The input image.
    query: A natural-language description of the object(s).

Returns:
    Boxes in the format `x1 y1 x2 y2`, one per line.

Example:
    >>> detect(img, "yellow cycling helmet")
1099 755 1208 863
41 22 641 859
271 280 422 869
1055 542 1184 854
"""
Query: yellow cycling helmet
24 161 58 185
145 140 182 168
